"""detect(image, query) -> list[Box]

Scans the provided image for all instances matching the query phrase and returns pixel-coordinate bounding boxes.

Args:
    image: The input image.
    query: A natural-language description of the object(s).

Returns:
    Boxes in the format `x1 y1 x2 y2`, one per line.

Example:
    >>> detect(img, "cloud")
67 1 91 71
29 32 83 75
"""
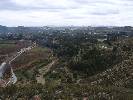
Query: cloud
0 0 133 26
0 0 17 10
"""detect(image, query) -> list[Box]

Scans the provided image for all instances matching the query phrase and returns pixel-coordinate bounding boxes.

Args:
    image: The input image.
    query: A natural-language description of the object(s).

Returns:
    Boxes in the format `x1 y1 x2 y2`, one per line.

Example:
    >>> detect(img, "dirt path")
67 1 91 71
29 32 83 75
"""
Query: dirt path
0 45 36 87
36 59 57 85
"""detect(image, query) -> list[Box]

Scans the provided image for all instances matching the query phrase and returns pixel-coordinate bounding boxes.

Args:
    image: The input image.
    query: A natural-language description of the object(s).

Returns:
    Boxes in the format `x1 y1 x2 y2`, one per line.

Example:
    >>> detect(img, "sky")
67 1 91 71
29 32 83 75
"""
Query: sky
0 0 133 26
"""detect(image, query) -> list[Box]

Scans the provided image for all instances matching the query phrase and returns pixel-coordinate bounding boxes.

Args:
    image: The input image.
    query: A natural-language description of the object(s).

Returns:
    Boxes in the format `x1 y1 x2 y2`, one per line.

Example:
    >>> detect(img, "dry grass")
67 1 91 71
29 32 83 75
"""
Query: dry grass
12 47 52 69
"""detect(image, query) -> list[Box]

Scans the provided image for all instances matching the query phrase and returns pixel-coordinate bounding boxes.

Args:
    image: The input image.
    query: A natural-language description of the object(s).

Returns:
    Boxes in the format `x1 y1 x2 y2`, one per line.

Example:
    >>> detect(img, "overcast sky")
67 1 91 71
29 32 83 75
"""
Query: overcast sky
0 0 133 26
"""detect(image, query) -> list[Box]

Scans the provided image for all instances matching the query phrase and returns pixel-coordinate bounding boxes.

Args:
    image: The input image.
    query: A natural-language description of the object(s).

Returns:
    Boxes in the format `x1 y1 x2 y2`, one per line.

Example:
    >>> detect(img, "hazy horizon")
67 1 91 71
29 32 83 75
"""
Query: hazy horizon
1 25 133 27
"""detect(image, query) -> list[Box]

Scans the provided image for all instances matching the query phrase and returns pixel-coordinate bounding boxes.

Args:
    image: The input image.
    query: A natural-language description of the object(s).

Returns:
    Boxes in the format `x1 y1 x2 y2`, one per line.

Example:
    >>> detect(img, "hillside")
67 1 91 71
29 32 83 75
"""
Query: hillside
0 36 133 99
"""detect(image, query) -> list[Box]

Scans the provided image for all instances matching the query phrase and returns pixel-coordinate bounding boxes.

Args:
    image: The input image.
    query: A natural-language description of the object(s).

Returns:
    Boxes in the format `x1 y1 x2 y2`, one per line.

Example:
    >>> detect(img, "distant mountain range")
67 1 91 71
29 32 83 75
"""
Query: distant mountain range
0 25 133 35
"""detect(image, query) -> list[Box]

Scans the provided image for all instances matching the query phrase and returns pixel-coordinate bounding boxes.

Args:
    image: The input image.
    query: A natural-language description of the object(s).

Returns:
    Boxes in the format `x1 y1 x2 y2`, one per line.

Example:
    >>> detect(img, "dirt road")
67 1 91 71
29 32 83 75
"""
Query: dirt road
36 60 57 85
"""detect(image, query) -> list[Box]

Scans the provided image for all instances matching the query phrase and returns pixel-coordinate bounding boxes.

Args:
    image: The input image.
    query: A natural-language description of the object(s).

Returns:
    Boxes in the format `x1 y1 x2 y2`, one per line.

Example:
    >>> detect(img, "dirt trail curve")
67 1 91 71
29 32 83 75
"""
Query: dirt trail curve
36 59 58 85
0 44 36 87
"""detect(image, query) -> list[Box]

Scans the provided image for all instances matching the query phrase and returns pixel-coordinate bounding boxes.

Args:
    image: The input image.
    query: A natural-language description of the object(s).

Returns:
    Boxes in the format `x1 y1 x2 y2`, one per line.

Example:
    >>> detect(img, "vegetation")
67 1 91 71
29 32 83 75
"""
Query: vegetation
0 26 133 99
